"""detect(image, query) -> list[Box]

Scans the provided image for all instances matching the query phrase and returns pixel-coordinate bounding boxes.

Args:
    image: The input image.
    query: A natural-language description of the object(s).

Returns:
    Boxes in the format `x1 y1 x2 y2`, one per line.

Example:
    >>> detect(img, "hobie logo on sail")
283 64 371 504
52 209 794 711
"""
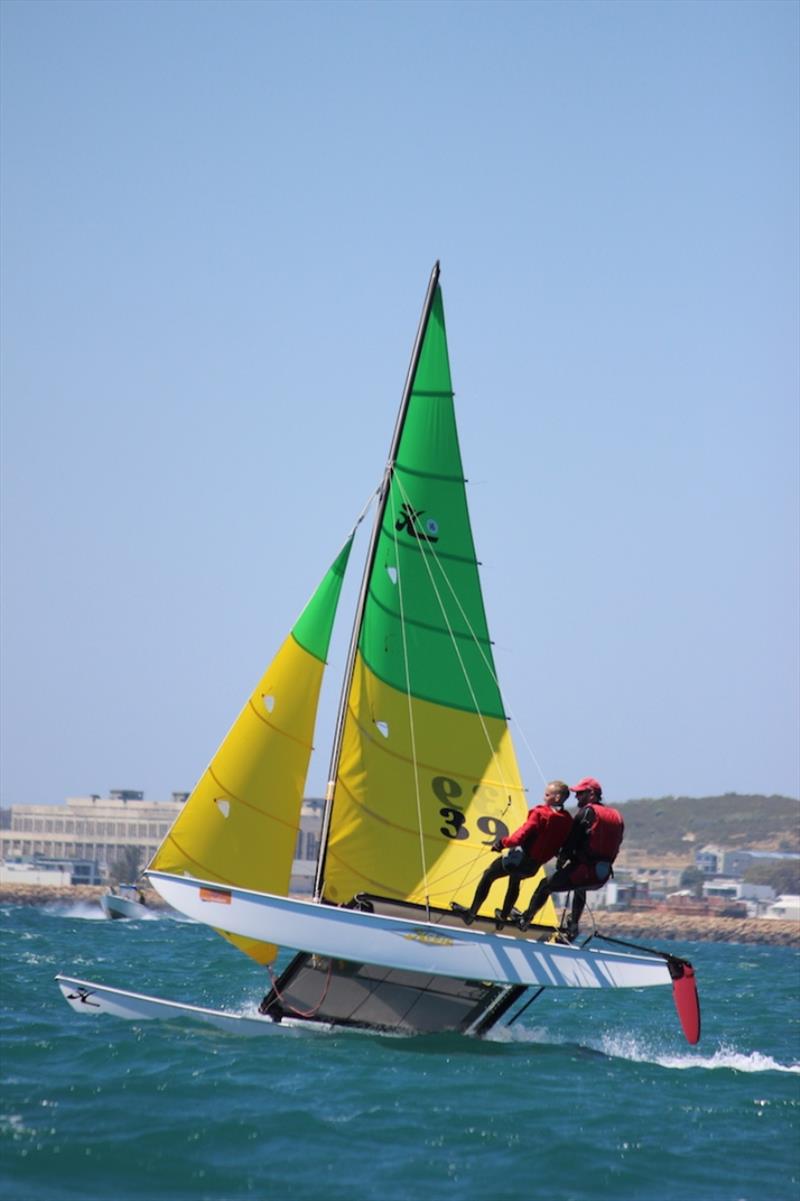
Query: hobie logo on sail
199 887 232 905
403 929 454 947
395 503 439 543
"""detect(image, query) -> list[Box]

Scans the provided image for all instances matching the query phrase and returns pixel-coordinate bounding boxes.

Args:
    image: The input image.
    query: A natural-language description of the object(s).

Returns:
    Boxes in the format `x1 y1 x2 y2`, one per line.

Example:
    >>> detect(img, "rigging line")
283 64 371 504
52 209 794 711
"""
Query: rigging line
349 485 380 537
265 961 333 1018
391 472 512 798
586 929 690 966
393 472 548 787
428 558 547 785
327 760 511 897
500 712 547 786
414 849 511 899
387 476 431 919
419 849 554 904
391 474 519 905
314 267 440 903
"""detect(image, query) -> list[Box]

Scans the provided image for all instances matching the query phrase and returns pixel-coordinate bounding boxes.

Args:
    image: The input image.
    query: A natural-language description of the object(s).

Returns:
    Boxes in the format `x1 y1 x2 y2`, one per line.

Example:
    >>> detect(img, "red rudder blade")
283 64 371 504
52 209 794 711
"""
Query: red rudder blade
669 960 701 1045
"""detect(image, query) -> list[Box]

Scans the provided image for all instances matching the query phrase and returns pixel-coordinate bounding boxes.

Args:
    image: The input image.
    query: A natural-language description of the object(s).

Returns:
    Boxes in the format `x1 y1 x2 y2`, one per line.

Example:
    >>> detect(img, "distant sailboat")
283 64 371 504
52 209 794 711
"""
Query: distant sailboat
100 883 148 920
58 264 700 1044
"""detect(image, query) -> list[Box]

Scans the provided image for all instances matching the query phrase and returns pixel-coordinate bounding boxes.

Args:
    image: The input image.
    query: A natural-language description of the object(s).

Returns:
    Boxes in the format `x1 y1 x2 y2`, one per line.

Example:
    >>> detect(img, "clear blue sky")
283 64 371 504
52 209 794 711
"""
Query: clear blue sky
1 0 798 807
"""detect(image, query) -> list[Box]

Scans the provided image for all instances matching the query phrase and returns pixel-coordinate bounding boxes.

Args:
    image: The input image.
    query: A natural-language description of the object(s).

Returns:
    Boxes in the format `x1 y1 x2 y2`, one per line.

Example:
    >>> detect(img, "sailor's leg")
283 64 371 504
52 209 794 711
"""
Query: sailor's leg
518 864 573 930
517 879 552 930
470 858 507 912
567 888 587 937
496 875 522 924
451 858 506 923
566 862 609 937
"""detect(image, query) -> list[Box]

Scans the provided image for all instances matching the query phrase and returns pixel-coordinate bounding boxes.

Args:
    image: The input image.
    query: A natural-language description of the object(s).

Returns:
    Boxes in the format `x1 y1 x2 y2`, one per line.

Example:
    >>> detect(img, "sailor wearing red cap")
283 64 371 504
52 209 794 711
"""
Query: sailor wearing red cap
517 777 624 938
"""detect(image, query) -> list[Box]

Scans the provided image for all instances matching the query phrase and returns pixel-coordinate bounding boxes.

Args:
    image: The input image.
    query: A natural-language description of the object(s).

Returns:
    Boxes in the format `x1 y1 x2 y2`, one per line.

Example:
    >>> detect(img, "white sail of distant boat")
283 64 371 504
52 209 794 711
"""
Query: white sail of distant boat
58 264 700 1044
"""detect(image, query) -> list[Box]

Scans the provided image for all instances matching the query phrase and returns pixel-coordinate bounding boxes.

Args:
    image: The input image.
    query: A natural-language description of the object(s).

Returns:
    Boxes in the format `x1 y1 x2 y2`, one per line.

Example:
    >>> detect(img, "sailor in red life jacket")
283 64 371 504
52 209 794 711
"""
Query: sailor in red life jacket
517 777 624 938
450 781 573 928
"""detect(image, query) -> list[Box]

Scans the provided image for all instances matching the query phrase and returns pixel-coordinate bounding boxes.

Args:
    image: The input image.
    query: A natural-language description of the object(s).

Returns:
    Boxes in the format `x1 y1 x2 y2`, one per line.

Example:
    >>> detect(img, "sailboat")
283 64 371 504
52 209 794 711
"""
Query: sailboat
99 882 148 920
57 264 700 1044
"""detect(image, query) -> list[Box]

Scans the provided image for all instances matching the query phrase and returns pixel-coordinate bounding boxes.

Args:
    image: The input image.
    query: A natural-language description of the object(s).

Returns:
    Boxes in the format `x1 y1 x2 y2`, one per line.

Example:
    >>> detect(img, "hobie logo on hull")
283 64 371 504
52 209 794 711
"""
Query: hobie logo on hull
403 929 454 947
199 887 232 904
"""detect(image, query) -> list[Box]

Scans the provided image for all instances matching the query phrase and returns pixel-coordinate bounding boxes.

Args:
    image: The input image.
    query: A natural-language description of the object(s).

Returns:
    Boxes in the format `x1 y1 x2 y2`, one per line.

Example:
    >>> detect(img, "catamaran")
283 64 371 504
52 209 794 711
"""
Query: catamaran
57 264 700 1044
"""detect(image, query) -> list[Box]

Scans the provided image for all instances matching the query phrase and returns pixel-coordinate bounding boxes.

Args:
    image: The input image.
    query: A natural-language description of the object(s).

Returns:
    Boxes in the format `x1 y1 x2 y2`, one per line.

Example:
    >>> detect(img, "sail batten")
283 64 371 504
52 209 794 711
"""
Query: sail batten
338 690 524 785
363 586 493 643
244 698 316 748
377 523 480 565
394 464 466 484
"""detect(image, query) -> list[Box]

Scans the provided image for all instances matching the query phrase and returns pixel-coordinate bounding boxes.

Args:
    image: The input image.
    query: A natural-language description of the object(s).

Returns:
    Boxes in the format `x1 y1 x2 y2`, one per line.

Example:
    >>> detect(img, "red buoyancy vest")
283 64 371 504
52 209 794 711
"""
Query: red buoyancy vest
585 803 624 861
505 804 573 864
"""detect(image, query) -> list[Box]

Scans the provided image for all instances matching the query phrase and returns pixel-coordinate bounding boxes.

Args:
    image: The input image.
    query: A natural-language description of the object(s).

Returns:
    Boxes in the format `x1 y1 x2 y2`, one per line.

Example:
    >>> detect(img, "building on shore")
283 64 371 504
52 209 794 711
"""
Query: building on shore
695 845 800 876
0 791 324 894
764 895 800 921
0 859 96 887
0 791 186 873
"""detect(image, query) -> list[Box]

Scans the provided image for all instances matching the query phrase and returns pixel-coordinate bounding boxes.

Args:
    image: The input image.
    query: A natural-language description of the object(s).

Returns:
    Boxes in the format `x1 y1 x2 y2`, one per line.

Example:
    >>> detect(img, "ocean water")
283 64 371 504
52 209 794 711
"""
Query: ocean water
1 903 798 1201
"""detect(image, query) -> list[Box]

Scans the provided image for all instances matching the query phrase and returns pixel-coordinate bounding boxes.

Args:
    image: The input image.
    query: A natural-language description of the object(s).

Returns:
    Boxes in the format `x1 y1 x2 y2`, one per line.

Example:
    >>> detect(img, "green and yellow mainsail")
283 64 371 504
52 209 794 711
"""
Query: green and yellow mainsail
320 266 555 924
149 538 352 963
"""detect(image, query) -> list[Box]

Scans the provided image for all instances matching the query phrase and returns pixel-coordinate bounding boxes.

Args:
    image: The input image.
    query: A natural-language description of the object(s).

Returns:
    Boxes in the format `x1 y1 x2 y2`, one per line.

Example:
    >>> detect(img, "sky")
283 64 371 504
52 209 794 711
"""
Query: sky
1 0 798 809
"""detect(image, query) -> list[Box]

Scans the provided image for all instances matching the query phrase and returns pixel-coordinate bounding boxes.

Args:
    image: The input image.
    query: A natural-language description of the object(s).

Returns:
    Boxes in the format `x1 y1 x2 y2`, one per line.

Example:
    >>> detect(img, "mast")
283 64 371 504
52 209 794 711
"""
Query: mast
313 261 441 900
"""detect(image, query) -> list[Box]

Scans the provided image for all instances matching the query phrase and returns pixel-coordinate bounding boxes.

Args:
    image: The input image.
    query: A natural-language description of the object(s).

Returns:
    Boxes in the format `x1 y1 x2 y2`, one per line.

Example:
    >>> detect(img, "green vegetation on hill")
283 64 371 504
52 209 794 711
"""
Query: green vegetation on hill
743 859 800 895
615 793 800 856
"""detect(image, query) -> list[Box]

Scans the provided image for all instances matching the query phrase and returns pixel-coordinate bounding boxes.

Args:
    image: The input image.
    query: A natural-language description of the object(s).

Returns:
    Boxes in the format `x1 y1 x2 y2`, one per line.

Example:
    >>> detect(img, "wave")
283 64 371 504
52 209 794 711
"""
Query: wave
42 902 161 922
499 1025 800 1074
42 902 106 920
615 1042 800 1075
596 1032 800 1073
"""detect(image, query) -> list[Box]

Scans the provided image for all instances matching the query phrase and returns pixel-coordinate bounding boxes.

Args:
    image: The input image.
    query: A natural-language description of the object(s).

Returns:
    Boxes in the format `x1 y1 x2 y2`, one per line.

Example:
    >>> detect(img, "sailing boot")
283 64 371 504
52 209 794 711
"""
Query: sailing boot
517 904 544 932
494 908 510 930
563 917 579 943
450 902 475 926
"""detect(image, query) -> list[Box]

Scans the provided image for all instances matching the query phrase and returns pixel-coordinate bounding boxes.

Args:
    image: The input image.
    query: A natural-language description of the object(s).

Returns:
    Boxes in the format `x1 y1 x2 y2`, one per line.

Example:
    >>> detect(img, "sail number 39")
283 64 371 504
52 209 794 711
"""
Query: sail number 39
432 776 510 843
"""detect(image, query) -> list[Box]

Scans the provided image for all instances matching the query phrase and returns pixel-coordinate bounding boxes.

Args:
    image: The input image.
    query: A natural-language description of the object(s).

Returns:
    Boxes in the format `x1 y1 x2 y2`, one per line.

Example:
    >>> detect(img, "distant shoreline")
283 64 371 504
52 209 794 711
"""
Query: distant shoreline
575 909 798 948
3 883 797 948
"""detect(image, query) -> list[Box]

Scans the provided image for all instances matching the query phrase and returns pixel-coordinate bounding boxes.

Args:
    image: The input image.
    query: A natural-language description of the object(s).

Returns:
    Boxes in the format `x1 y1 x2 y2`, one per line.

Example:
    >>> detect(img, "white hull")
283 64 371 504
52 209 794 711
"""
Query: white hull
55 975 321 1034
100 893 148 920
148 870 673 991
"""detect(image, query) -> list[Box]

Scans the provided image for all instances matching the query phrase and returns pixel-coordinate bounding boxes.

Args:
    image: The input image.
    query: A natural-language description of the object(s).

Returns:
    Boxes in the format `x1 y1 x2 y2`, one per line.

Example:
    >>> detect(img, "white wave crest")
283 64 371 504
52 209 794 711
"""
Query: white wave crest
497 1025 798 1074
43 902 106 920
597 1034 800 1074
490 1024 553 1045
43 902 161 921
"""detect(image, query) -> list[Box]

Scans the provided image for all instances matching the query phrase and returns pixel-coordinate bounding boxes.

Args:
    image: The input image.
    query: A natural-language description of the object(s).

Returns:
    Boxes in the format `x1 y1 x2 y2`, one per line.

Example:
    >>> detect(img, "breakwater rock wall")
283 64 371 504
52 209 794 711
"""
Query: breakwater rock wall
1 886 797 946
0 884 170 910
587 910 798 948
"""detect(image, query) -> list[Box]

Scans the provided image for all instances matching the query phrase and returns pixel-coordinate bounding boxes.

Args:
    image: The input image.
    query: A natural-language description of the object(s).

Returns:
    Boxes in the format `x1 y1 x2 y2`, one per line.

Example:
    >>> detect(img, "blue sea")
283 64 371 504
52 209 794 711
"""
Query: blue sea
1 902 798 1201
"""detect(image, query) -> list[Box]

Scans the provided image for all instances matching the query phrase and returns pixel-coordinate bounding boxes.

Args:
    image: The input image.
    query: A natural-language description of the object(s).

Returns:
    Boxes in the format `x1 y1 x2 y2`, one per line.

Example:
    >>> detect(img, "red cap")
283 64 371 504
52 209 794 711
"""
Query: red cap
571 777 602 795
